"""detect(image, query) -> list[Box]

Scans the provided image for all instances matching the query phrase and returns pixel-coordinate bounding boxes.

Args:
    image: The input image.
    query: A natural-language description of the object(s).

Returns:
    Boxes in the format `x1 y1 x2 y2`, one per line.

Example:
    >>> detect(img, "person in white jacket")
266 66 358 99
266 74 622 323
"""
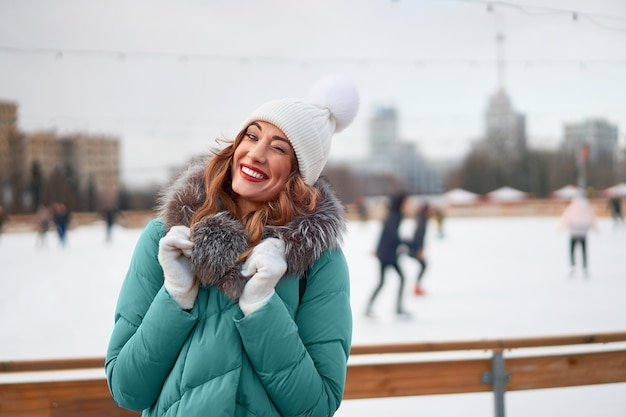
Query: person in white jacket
559 196 598 277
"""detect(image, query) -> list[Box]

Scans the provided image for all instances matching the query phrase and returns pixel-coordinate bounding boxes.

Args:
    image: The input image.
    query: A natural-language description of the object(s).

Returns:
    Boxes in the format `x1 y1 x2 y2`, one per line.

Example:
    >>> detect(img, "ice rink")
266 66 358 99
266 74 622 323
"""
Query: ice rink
1 214 625 416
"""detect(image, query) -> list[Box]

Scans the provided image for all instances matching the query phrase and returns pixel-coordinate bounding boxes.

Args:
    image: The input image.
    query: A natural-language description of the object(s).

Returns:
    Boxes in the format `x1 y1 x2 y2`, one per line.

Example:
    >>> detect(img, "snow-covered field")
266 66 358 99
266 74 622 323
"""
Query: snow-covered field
1 215 625 416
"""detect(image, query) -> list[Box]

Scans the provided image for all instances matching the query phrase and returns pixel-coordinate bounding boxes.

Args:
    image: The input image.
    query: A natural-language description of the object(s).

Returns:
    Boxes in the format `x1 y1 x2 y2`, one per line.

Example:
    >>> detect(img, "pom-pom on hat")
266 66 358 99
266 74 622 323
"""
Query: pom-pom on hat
243 74 359 185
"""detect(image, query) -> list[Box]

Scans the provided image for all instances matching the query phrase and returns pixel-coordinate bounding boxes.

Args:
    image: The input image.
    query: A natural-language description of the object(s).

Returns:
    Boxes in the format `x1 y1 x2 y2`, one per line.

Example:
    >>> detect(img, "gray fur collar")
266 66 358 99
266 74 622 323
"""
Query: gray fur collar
156 155 346 301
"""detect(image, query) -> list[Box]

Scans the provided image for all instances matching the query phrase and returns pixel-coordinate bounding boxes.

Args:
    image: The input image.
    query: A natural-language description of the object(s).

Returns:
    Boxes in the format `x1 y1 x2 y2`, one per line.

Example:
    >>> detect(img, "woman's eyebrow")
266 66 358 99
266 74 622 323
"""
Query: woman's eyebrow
272 136 290 144
250 121 290 145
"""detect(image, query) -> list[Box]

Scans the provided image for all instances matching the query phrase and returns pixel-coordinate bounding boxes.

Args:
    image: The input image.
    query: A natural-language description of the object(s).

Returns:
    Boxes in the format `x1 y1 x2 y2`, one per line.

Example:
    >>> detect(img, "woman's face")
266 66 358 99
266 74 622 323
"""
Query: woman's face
231 121 295 214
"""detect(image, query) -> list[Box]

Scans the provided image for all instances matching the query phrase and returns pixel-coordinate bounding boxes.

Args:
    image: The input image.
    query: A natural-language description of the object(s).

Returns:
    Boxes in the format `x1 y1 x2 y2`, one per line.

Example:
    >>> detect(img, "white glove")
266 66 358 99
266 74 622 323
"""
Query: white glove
158 225 199 310
239 238 287 316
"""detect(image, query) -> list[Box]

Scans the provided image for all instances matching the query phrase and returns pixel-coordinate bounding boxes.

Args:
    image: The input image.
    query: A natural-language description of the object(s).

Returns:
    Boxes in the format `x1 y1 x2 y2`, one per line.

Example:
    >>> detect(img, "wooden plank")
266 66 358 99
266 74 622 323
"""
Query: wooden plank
0 358 103 373
51 397 138 417
350 331 626 355
0 399 49 417
344 358 492 399
0 379 139 417
344 349 626 399
506 349 626 391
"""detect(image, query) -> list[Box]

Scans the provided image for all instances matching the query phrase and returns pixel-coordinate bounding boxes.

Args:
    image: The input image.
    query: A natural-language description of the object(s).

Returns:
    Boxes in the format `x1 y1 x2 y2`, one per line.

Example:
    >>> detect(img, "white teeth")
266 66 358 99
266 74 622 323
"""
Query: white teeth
241 166 265 179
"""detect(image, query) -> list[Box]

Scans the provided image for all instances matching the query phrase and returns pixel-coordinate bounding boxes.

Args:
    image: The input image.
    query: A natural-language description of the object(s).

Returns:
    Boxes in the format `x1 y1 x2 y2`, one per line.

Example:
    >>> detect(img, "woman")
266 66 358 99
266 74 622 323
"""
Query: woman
407 201 431 295
559 195 598 277
105 75 359 416
365 192 410 317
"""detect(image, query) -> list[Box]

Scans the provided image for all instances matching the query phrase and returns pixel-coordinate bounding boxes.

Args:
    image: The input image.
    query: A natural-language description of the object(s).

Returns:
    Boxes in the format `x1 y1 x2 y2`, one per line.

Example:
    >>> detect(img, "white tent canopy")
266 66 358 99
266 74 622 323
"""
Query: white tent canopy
443 188 480 204
550 185 584 199
602 182 626 197
486 186 529 202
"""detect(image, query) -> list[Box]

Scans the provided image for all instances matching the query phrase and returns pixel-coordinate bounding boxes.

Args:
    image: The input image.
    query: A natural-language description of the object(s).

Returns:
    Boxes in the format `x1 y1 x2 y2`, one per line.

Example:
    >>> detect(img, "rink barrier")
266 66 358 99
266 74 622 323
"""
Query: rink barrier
1 331 625 417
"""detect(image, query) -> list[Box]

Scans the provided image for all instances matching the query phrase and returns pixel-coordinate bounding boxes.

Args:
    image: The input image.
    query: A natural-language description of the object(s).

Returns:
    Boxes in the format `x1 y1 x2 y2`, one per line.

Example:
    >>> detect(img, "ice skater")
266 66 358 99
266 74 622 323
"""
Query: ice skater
52 202 71 247
559 196 598 277
0 205 8 243
607 196 623 227
34 205 52 248
100 205 120 243
407 201 432 295
366 192 411 317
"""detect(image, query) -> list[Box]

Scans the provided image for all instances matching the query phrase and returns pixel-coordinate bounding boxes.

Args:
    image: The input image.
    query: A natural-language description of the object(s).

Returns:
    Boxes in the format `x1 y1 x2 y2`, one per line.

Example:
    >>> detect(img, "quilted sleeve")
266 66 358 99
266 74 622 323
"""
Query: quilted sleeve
105 219 198 411
235 248 352 416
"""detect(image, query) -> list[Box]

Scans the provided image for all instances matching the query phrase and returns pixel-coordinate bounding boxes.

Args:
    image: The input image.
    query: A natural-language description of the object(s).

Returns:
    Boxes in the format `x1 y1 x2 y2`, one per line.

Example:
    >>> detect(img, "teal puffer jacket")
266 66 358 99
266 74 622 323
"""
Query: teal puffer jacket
105 219 352 416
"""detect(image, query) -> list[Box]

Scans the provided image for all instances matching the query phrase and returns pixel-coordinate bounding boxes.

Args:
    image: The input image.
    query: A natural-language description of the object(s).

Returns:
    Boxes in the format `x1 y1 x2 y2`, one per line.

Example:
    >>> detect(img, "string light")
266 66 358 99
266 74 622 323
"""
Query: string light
452 0 626 31
1 46 625 68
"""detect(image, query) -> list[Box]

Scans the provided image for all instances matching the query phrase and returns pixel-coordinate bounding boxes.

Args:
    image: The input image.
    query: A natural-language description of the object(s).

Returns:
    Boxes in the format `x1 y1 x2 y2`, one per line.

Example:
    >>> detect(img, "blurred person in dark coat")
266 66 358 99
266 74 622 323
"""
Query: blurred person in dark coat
0 205 8 242
52 202 71 247
100 205 121 243
607 196 623 226
365 192 411 317
407 201 432 295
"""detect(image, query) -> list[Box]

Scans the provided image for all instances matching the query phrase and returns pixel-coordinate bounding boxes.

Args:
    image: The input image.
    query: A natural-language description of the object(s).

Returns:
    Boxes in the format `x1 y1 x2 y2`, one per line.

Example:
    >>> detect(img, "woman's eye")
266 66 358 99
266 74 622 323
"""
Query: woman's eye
246 133 258 141
272 144 288 154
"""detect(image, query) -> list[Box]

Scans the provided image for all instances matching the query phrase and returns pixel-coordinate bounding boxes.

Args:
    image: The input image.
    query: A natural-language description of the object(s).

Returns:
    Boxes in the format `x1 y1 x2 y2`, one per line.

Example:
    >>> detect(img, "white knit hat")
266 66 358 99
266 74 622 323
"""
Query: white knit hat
243 74 359 185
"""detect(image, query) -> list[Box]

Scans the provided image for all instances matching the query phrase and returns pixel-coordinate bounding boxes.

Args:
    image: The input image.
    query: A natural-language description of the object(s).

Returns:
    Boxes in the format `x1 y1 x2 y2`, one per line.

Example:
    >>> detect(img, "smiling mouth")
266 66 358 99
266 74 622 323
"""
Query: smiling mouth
241 165 267 180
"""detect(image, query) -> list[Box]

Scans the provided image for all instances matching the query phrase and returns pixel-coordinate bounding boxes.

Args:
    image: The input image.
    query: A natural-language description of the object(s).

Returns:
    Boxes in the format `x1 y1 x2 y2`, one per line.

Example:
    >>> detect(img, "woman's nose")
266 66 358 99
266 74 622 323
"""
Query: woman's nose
247 141 267 162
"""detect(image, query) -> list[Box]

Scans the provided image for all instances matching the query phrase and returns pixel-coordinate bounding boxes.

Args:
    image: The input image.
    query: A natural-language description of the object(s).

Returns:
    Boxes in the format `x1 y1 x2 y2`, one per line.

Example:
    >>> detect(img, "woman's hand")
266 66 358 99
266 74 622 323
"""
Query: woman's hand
158 225 199 310
239 238 287 315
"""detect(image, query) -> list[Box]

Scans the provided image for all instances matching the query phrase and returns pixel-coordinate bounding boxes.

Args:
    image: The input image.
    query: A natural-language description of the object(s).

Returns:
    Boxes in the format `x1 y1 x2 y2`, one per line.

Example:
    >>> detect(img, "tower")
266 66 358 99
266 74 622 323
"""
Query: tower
483 33 527 153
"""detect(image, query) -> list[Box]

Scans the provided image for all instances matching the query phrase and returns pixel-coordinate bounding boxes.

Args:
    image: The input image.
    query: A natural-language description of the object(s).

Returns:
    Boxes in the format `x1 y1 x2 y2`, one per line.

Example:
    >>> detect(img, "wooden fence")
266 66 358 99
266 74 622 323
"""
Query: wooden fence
1 331 625 417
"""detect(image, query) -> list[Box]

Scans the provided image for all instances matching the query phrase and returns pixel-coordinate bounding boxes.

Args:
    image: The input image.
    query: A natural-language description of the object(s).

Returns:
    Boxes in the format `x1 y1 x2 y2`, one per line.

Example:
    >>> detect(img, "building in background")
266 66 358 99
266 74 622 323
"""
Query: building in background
22 131 61 181
0 101 18 178
347 105 442 195
0 99 120 213
615 136 626 183
481 33 527 155
60 133 120 208
484 89 527 153
563 118 618 163
0 101 23 210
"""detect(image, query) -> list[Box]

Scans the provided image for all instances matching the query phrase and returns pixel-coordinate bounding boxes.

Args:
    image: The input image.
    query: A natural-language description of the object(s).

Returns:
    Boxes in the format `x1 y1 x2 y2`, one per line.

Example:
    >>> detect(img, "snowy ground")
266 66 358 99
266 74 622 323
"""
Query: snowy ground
1 215 625 416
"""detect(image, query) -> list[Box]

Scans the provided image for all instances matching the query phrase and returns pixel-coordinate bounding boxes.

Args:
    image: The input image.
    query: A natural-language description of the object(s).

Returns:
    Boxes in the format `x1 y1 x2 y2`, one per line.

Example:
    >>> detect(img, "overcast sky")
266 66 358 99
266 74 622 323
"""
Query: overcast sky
1 0 625 187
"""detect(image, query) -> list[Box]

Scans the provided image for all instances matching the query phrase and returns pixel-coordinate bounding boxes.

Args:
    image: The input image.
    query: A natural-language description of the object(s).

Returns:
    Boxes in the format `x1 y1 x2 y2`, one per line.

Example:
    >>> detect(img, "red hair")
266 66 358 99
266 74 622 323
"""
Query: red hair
190 127 321 250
